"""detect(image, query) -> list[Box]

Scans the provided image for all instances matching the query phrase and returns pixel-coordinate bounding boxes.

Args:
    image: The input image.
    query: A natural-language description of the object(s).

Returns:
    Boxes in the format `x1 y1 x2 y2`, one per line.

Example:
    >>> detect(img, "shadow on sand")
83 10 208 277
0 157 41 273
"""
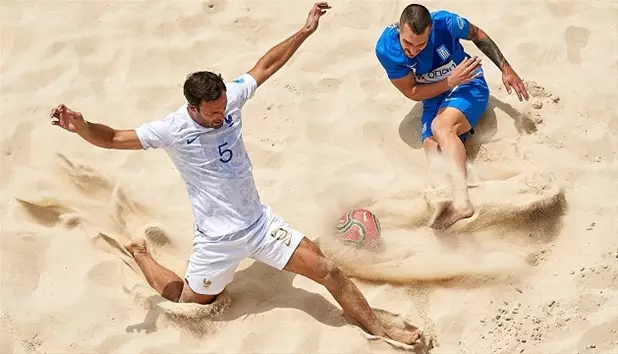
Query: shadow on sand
398 94 538 160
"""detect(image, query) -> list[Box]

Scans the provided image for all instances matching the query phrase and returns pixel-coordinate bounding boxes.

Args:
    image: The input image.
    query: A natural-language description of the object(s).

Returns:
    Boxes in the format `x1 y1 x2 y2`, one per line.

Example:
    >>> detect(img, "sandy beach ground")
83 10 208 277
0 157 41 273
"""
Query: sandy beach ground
1 1 617 353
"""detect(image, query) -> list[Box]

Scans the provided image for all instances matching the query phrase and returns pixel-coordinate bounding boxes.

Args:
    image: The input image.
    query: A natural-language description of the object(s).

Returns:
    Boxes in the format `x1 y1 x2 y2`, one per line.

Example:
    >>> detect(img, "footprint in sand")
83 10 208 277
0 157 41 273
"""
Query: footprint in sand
576 293 608 317
516 42 560 68
0 231 47 298
564 25 589 64
575 259 618 291
316 78 341 95
179 0 227 35
575 315 618 351
359 77 382 94
86 260 122 288
72 34 99 57
0 121 33 186
362 120 388 147
545 0 576 18
0 314 15 354
43 40 69 58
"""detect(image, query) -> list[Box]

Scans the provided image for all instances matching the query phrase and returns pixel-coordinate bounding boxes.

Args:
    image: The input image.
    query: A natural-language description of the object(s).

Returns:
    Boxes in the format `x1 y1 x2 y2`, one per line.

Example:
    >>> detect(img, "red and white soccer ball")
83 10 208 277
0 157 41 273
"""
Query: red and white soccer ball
336 208 383 251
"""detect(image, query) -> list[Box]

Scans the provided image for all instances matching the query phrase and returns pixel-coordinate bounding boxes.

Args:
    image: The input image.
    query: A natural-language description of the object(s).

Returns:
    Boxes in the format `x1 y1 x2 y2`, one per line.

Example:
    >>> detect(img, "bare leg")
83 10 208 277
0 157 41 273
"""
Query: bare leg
125 239 215 304
423 137 449 190
428 107 475 229
284 238 423 345
422 136 440 156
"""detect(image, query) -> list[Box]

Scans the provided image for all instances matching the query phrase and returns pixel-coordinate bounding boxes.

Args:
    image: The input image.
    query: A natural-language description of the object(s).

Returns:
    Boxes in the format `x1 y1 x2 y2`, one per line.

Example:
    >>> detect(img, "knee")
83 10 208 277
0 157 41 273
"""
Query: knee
430 117 456 140
162 280 184 302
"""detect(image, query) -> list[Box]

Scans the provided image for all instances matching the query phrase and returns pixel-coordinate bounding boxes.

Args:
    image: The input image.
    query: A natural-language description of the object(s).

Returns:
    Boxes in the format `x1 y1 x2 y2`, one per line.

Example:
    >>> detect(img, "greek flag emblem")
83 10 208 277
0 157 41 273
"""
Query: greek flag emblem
436 45 450 61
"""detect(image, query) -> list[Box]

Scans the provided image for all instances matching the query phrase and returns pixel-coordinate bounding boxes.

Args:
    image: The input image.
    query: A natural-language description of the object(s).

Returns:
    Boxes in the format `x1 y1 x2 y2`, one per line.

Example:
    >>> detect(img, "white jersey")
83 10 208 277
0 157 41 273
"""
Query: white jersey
135 73 262 237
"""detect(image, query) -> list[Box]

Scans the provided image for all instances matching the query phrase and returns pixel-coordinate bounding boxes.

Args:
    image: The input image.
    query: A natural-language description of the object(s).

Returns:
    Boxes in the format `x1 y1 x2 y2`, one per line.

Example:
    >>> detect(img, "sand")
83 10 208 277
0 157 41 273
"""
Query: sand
1 0 617 353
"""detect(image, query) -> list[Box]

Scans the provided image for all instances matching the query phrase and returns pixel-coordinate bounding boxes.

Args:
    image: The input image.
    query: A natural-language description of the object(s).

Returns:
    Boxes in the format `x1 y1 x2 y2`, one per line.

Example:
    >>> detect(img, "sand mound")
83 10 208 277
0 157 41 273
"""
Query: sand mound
319 167 567 285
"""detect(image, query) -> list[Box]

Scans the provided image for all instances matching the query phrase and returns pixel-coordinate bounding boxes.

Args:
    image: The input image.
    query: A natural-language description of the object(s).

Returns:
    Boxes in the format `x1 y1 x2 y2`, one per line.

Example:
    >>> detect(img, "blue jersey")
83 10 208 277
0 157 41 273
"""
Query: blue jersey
375 10 481 101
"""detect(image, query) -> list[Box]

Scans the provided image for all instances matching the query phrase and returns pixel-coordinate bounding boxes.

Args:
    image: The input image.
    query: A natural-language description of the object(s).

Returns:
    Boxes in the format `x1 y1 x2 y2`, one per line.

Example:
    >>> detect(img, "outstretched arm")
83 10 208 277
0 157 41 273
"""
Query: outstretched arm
50 104 143 150
248 2 330 87
467 23 529 100
77 122 142 150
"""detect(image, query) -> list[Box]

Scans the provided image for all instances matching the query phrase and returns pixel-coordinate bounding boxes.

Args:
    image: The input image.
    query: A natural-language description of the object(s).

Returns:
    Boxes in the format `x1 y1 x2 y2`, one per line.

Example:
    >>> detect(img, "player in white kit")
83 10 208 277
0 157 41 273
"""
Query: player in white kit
48 2 422 345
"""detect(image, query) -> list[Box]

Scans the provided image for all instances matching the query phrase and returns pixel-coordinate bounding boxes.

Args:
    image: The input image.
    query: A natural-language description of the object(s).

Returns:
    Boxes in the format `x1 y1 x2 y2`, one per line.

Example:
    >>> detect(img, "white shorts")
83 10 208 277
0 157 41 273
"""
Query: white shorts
184 205 305 295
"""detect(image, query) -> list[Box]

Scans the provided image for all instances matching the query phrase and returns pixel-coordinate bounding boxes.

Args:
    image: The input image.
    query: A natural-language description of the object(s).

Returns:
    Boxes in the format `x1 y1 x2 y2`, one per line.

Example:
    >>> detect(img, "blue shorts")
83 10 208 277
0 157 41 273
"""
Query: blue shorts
420 76 490 142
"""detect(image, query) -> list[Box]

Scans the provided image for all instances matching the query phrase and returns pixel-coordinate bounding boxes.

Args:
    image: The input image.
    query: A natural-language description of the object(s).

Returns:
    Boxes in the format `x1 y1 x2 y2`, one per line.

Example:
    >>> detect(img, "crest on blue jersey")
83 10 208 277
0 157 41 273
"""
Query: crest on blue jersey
436 45 450 61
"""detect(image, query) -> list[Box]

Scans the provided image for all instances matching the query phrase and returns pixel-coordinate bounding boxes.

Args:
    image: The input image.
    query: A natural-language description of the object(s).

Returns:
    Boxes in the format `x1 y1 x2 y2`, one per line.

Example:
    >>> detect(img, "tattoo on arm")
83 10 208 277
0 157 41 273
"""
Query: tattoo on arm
468 24 510 71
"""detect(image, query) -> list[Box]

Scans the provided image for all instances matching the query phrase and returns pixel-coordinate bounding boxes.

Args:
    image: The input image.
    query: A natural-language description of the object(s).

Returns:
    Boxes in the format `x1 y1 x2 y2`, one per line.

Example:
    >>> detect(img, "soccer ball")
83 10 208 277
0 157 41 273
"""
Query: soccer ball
336 208 383 251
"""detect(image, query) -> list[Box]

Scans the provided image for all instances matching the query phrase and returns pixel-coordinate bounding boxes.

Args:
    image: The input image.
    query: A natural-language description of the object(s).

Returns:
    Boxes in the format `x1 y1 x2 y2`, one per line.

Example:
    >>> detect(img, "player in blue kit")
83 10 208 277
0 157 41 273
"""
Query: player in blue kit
375 4 529 230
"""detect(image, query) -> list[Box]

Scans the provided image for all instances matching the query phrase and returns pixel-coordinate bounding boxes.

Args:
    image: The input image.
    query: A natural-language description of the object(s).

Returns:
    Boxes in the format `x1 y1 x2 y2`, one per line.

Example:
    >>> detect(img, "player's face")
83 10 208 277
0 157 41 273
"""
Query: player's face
190 93 228 129
399 22 431 58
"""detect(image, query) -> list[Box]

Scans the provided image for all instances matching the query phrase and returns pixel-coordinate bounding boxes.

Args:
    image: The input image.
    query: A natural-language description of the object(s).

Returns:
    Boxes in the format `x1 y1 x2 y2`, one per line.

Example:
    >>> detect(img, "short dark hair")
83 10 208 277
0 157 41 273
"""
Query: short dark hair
399 4 432 34
183 71 226 109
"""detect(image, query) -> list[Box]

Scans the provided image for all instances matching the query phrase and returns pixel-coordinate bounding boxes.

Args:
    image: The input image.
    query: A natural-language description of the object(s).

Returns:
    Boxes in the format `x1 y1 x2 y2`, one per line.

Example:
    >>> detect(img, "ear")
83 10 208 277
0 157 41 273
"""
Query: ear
188 104 198 113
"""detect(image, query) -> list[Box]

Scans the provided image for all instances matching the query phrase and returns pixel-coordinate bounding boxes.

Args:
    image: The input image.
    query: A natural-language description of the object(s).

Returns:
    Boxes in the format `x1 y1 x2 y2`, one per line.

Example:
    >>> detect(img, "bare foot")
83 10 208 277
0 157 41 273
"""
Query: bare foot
386 327 423 345
429 201 474 230
125 238 148 257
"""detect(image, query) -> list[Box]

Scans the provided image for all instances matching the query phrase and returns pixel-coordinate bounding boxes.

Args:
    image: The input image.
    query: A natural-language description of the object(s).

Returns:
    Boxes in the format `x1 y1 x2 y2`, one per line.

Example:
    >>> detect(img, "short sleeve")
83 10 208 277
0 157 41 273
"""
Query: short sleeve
135 115 176 150
376 48 411 80
225 73 257 109
375 26 411 80
444 11 470 39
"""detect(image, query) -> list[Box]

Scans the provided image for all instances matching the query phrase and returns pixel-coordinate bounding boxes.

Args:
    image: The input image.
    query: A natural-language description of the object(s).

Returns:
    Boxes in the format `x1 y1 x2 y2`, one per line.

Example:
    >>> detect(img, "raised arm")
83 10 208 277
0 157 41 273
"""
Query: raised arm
247 2 330 87
466 23 529 101
50 104 143 150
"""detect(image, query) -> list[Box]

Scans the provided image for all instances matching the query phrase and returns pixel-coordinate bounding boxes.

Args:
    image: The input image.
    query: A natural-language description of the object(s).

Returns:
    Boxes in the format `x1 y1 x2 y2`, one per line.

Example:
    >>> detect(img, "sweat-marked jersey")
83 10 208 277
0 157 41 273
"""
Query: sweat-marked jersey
135 73 262 237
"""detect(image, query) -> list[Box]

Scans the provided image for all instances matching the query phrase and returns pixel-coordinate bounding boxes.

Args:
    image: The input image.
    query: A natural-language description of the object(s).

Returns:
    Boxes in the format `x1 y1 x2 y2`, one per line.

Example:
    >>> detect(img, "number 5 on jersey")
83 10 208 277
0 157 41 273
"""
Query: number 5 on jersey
218 142 233 163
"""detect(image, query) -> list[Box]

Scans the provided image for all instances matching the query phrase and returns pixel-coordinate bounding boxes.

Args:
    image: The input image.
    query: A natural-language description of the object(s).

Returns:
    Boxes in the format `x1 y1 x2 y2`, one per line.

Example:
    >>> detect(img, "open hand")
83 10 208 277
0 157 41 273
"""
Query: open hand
502 67 529 101
447 56 483 88
303 2 331 34
50 104 86 133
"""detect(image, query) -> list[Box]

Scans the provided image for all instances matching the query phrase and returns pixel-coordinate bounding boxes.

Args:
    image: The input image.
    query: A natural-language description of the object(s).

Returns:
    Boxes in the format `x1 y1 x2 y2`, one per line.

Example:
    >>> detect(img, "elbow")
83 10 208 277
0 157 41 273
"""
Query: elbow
407 94 422 102
405 87 422 102
471 28 489 43
103 132 122 149
99 140 113 149
261 64 277 80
